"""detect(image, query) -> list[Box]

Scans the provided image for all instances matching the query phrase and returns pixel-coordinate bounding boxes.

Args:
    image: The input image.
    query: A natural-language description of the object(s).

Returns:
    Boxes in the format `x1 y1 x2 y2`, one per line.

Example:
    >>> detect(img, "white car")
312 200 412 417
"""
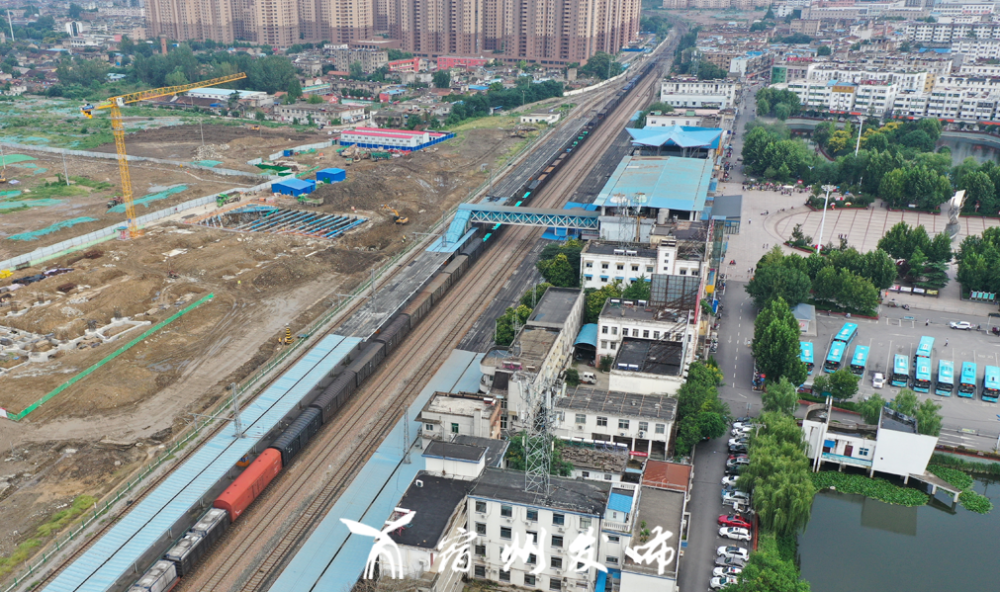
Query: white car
728 437 748 447
719 527 752 541
710 576 739 589
714 566 743 578
731 426 753 436
731 422 755 430
950 321 974 330
722 475 740 487
717 545 750 561
723 490 751 504
872 372 885 389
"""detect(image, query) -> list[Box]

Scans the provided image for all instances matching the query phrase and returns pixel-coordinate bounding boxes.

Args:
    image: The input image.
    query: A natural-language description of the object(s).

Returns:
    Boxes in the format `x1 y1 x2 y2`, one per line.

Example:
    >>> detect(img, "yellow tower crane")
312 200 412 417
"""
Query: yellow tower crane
81 72 247 238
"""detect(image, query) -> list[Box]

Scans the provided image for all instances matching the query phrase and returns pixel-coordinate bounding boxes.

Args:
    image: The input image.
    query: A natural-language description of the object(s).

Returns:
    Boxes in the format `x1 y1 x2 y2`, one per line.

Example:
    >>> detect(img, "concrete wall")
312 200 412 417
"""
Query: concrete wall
608 370 684 396
621 570 677 592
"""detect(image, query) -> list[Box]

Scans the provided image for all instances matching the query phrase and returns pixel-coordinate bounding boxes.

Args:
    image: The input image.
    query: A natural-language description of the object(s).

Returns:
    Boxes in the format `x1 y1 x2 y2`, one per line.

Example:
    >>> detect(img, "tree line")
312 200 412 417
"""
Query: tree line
956 227 1000 294
747 245 895 316
443 79 563 126
674 361 730 456
876 221 952 290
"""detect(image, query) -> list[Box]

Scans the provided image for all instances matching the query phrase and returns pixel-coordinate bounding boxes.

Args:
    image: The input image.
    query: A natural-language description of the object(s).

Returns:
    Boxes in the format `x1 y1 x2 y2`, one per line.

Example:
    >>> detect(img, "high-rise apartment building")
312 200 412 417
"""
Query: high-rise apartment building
147 0 633 63
147 0 235 43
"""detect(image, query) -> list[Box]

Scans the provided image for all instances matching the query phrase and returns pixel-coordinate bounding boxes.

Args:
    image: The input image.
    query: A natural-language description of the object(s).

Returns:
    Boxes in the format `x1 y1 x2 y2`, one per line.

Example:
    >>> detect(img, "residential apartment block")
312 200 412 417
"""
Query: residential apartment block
902 21 1000 44
325 44 389 72
660 78 739 109
147 0 235 43
661 0 769 9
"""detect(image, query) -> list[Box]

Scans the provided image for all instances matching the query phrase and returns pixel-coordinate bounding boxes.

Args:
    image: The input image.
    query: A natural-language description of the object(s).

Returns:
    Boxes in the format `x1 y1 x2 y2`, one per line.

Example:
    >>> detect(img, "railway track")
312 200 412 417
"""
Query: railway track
183 45 679 592
20 37 677 592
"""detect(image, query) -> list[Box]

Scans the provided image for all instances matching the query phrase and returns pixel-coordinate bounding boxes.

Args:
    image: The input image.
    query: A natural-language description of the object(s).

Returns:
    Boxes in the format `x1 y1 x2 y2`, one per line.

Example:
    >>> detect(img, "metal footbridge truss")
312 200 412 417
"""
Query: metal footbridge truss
443 202 599 237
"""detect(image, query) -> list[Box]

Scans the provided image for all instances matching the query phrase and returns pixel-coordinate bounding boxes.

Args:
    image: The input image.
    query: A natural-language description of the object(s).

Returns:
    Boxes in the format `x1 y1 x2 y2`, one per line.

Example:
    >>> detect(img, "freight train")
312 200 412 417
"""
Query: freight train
122 53 664 592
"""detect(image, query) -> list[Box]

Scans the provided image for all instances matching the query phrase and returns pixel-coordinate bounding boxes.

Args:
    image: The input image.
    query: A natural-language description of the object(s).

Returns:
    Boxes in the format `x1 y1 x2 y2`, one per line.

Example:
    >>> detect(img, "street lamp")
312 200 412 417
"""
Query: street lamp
816 184 836 255
854 115 866 156
995 414 1000 452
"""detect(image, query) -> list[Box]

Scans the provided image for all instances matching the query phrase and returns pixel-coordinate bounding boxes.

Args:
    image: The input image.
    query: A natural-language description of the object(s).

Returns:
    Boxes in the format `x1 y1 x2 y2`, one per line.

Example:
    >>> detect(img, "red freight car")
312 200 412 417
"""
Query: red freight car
213 448 282 522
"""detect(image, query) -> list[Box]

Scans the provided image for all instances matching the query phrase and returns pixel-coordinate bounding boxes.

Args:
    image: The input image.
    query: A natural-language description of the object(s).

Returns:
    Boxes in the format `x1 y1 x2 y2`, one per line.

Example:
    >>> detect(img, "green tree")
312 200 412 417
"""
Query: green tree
584 283 623 324
762 377 799 414
349 61 365 80
164 67 189 87
774 103 791 121
752 298 807 387
900 129 935 152
926 231 953 263
915 398 943 436
918 117 943 142
727 535 811 592
827 368 860 400
816 45 831 56
960 170 996 214
494 304 532 346
579 52 622 80
889 389 919 416
505 432 572 475
622 277 651 301
433 69 451 89
537 253 576 287
674 362 730 456
248 55 300 94
757 97 771 116
746 263 812 308
862 249 898 290
812 121 833 148
859 394 886 425
306 93 323 104
68 3 83 18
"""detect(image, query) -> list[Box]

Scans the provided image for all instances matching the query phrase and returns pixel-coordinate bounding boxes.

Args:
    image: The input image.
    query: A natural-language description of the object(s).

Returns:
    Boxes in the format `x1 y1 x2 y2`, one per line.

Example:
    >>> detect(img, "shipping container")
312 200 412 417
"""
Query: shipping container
270 407 322 467
372 315 411 355
164 533 204 577
461 234 483 262
190 507 229 545
213 448 282 522
346 342 386 387
310 370 357 423
129 560 177 592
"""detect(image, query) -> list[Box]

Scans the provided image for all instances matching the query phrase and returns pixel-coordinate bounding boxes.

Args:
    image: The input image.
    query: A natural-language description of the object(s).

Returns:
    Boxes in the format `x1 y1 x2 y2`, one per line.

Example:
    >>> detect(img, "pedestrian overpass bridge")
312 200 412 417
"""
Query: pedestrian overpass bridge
428 203 601 252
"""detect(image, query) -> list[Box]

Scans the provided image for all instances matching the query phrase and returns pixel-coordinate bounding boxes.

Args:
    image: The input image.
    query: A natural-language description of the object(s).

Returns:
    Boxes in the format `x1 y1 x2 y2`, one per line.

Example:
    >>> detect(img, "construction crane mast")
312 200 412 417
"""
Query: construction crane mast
82 72 247 238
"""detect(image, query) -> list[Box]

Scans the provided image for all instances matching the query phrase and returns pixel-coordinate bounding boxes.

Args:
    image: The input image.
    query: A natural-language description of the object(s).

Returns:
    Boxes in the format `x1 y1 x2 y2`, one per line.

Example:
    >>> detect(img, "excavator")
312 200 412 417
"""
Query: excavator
381 204 408 225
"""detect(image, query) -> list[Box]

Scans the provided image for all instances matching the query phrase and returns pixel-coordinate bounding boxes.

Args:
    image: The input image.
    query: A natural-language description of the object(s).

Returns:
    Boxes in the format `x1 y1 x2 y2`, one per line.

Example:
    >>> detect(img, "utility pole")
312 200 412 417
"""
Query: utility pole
231 382 244 438
62 152 70 186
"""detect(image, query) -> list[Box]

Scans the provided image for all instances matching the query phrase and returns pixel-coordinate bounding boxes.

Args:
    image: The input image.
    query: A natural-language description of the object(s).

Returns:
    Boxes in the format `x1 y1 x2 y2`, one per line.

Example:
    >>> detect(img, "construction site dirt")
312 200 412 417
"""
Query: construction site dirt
0 123 530 573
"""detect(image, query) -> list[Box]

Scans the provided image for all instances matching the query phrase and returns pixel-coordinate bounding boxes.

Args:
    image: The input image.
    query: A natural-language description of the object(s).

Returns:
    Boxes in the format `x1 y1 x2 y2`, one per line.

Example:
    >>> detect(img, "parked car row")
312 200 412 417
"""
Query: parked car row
710 418 756 590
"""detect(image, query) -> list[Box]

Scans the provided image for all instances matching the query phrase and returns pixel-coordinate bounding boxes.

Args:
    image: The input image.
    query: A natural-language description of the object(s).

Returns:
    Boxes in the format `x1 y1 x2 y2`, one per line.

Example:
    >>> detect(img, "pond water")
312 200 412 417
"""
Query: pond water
798 476 1000 592
938 134 1000 165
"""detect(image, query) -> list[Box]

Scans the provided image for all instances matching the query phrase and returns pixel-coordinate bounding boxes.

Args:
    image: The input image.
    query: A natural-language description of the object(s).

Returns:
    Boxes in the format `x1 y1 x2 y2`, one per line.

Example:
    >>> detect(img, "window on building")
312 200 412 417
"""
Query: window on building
607 535 620 543
612 327 618 335
646 266 654 273
619 419 629 430
501 505 512 517
641 329 648 338
606 556 620 565
597 417 608 427
451 423 459 434
552 534 564 547
616 264 624 270
859 448 870 456
500 570 511 582
663 266 670 271
601 263 609 269
631 265 639 271
679 269 687 275
528 509 538 521
551 556 563 569
656 423 666 434
639 421 648 432
475 522 486 535
525 574 536 585
601 276 608 283
475 501 486 513
581 516 592 529
691 270 700 276
585 261 593 268
605 473 613 480
553 513 566 526
582 470 590 478
575 413 586 424
601 340 608 349
550 581 562 591
500 526 512 539
602 325 608 334
611 342 616 350
528 553 537 565
474 565 486 577
653 331 660 339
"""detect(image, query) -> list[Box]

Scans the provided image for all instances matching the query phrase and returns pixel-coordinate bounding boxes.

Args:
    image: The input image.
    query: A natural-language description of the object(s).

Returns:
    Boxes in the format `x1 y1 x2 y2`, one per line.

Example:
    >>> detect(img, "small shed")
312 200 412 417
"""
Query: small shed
272 178 316 196
316 168 346 183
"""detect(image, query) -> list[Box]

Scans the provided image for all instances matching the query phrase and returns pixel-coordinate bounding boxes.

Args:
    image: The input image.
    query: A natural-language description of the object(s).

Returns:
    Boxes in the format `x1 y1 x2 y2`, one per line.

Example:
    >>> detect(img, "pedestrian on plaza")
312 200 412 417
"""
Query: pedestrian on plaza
945 338 949 347
926 319 930 326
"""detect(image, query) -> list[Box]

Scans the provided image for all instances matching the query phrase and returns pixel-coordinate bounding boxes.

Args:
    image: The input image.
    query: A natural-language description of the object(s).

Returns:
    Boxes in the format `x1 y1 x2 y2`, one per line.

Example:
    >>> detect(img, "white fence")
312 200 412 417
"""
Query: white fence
0 180 277 272
0 142 263 178
268 140 337 161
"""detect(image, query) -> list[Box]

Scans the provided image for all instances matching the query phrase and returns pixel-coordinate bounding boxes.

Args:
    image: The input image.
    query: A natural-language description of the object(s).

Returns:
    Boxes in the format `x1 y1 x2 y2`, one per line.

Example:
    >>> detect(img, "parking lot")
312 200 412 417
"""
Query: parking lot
804 309 1000 442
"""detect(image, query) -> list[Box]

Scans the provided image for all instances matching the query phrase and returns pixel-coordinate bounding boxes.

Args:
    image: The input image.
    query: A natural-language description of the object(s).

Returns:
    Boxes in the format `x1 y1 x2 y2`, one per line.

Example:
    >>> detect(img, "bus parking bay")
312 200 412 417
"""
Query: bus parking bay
801 314 1000 418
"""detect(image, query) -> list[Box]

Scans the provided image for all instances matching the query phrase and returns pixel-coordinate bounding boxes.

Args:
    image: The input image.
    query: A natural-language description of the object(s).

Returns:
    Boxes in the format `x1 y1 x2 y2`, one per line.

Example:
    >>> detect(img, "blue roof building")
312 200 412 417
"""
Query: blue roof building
316 168 346 183
272 178 316 196
626 125 724 157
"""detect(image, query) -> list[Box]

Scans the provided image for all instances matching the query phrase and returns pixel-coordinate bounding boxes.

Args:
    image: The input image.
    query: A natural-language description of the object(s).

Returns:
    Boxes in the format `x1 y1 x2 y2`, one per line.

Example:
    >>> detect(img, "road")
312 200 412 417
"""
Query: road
678 438 731 592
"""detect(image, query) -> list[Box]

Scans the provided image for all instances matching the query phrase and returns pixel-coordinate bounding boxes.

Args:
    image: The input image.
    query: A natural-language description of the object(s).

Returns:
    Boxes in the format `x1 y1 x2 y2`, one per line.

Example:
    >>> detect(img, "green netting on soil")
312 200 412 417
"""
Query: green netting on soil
191 160 223 167
8 217 97 240
0 154 37 166
108 185 187 213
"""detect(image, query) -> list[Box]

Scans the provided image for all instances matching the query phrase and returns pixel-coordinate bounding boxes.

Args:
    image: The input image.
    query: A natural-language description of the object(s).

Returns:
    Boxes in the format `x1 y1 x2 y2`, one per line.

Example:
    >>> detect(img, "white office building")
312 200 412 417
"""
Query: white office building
660 78 739 109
